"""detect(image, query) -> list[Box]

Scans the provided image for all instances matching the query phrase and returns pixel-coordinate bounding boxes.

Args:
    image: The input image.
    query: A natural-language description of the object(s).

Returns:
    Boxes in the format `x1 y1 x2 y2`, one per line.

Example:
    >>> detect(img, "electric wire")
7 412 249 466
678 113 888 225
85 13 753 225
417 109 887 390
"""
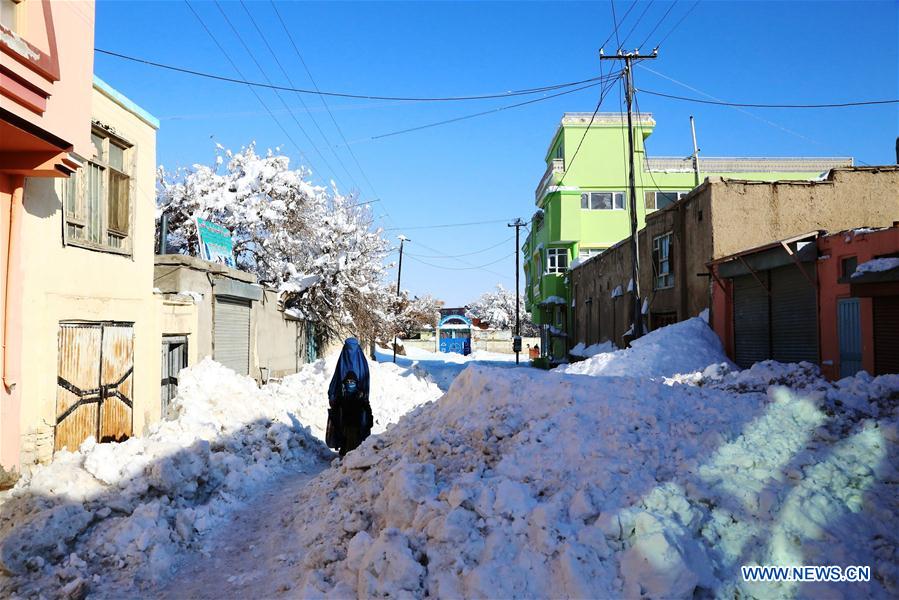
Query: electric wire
609 0 623 50
182 1 324 181
405 253 514 271
599 0 639 52
238 0 361 192
637 88 899 109
654 0 701 49
94 47 613 103
637 64 872 165
407 239 512 280
405 235 515 259
385 218 515 232
370 75 622 141
620 0 656 49
558 72 624 185
638 0 678 49
269 0 385 207
212 1 345 188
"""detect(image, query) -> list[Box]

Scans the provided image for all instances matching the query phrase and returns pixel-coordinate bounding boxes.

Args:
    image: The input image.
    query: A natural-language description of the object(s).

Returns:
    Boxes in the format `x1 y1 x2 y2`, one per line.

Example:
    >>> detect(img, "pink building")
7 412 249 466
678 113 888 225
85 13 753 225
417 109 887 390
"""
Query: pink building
0 0 95 475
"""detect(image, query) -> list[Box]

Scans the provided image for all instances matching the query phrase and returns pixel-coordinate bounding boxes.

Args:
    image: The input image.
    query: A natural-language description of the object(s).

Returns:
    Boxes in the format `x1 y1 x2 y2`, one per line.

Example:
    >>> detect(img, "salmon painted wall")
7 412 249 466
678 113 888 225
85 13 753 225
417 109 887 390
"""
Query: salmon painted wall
817 227 899 380
0 0 94 157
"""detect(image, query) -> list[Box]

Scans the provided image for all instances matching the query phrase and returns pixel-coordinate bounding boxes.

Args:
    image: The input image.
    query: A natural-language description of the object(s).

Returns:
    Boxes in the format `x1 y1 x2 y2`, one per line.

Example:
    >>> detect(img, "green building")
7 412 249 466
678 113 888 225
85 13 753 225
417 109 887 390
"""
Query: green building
522 112 852 360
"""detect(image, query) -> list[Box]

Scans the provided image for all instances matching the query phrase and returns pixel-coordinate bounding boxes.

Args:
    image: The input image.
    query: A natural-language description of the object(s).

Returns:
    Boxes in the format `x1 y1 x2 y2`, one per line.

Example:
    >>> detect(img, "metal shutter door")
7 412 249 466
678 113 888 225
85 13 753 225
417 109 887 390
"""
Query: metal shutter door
770 265 818 364
214 297 250 375
873 296 899 375
733 273 770 369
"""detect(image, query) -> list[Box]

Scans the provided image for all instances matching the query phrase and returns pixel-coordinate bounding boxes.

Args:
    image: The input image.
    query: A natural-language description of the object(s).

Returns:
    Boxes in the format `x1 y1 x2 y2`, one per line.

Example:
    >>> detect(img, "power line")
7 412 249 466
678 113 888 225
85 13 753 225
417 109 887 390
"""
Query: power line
638 0 678 49
609 0 623 50
620 0 656 48
637 64 872 165
599 1 639 52
405 235 514 259
182 1 324 182
94 47 611 103
405 253 514 271
406 238 511 280
370 75 621 141
558 72 623 185
386 218 515 231
655 0 701 48
637 88 899 109
268 0 383 208
237 0 361 193
212 1 346 188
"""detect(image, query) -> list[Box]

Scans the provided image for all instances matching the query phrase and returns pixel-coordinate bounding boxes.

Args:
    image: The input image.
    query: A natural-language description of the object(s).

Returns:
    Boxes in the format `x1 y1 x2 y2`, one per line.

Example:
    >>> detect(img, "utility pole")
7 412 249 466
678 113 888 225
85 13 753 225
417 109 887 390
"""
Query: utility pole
393 235 409 363
600 47 657 341
689 116 701 187
508 218 526 364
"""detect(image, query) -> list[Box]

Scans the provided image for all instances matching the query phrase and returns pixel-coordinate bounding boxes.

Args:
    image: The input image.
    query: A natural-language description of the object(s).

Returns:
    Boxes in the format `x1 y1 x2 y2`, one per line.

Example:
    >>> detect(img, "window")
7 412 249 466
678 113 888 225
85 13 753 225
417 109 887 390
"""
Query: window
0 0 20 31
581 191 625 210
841 256 858 279
644 190 688 211
554 142 564 160
546 248 568 274
64 127 133 252
578 248 604 261
652 233 674 289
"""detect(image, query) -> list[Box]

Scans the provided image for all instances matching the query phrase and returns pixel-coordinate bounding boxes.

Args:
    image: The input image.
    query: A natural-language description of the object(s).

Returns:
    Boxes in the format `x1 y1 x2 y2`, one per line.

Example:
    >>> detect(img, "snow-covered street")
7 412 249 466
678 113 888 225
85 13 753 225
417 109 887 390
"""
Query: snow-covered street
0 323 897 599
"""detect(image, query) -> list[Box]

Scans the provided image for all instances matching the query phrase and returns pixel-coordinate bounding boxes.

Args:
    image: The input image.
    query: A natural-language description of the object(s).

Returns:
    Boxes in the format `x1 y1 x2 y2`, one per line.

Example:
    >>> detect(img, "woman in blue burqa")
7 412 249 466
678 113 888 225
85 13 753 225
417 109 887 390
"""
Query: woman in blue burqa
327 338 373 456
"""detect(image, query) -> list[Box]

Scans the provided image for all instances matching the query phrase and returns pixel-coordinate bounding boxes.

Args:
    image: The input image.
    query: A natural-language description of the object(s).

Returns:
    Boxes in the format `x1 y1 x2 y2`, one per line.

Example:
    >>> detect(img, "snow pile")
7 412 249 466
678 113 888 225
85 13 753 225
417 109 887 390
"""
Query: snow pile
276 365 899 598
0 359 332 596
569 340 616 358
268 357 444 442
853 257 899 276
557 317 734 379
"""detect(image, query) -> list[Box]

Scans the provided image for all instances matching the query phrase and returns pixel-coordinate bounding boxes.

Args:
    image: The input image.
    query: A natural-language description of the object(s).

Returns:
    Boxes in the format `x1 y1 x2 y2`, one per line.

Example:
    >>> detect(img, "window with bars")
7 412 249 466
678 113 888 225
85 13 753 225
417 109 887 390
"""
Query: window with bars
546 248 569 274
581 191 625 210
644 190 688 211
652 233 674 290
63 127 133 253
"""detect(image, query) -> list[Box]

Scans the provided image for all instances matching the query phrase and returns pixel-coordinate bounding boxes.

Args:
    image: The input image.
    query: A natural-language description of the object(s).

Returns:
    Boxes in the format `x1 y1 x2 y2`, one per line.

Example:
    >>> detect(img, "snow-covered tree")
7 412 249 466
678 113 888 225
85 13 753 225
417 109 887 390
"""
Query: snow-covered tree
157 143 391 342
466 285 537 335
394 293 443 338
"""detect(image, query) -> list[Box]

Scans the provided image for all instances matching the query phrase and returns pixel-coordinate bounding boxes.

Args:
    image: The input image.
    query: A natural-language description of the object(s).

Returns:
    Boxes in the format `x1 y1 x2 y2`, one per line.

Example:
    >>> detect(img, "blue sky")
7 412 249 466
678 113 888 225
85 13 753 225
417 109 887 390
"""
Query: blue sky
94 0 898 306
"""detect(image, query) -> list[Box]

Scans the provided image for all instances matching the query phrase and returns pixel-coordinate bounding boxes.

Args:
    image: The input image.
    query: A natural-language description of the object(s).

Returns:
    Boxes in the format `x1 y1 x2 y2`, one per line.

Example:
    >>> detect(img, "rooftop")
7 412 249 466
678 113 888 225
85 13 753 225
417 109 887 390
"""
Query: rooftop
644 156 853 173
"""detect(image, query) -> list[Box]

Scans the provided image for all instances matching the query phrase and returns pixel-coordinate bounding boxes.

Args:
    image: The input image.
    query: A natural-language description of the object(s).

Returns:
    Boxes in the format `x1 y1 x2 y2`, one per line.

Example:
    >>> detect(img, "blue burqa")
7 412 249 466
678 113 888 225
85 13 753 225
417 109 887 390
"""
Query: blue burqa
328 338 370 404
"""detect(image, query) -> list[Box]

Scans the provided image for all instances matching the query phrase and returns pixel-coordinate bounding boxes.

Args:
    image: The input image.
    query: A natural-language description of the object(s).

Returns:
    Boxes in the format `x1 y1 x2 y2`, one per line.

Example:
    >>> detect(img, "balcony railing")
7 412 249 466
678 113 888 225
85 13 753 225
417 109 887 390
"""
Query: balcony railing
535 158 565 202
644 156 853 173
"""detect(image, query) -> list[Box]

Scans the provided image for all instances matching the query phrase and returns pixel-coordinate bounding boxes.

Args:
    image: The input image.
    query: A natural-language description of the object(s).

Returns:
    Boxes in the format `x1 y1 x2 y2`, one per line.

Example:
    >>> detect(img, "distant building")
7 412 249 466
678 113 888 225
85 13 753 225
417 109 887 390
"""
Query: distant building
523 111 852 360
437 308 472 355
569 167 899 357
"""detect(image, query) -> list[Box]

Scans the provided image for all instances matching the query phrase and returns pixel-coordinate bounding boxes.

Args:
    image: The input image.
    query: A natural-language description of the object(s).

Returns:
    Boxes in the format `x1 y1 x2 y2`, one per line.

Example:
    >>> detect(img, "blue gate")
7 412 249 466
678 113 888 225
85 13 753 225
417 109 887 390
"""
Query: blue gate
438 314 472 355
838 298 862 377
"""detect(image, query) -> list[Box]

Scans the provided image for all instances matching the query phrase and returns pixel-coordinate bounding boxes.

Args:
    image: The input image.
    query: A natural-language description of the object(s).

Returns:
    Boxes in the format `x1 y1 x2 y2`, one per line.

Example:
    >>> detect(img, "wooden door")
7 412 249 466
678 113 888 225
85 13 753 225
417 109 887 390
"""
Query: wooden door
99 324 134 443
55 323 134 452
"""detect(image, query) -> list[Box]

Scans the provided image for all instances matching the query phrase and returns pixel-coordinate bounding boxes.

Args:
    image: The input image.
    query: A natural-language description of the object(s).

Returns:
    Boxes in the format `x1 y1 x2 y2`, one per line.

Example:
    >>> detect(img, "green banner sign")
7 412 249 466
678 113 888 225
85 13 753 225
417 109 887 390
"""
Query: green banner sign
195 217 236 268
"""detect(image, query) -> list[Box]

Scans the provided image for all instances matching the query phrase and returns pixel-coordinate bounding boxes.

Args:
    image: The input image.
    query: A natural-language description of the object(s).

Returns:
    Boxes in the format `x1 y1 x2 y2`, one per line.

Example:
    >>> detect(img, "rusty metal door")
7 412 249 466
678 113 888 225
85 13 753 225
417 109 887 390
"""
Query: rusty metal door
55 322 134 452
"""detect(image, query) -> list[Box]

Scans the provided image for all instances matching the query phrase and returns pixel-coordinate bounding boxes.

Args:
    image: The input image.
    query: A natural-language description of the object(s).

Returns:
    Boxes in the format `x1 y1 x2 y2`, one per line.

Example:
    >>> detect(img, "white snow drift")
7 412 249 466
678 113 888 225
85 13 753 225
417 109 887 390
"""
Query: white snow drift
277 362 898 599
557 317 735 379
0 354 443 596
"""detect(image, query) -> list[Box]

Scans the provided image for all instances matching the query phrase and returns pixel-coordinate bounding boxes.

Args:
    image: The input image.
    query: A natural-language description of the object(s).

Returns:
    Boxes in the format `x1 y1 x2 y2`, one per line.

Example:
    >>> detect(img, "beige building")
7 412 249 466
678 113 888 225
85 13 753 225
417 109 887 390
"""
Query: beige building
17 77 160 466
570 167 899 350
154 254 316 396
